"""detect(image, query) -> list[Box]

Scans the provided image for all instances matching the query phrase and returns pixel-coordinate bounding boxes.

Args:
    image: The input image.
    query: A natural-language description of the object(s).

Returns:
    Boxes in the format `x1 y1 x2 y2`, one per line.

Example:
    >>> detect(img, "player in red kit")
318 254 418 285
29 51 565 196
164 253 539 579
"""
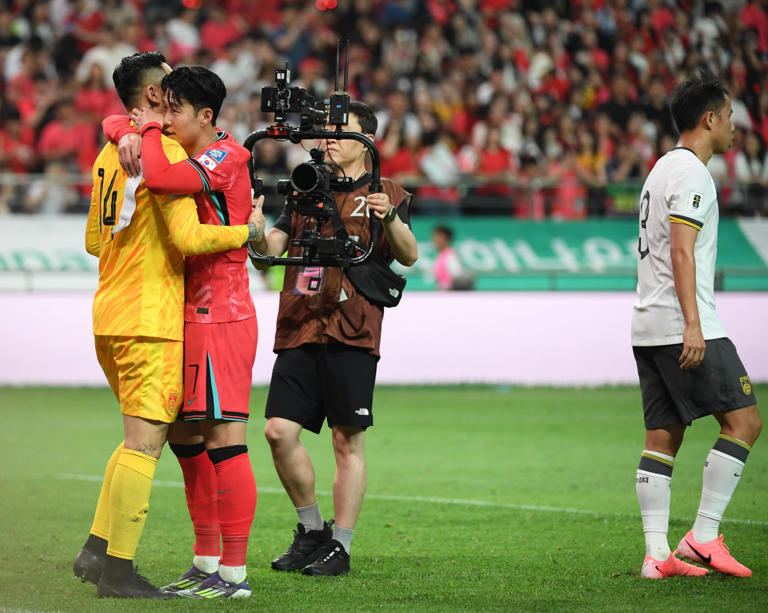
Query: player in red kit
103 66 263 599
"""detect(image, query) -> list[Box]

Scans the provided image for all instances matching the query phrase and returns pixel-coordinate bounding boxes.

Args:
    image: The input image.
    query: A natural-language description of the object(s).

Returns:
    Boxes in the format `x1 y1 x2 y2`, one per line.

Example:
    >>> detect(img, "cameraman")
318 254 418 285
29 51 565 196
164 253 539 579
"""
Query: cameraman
249 101 417 576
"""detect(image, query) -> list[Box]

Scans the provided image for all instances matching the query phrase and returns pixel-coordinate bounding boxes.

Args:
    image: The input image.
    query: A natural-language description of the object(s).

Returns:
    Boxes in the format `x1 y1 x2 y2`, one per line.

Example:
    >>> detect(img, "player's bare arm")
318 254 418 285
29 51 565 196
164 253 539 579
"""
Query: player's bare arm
365 192 418 266
113 108 154 180
247 196 288 266
670 221 705 370
118 132 142 177
102 115 141 177
129 106 163 133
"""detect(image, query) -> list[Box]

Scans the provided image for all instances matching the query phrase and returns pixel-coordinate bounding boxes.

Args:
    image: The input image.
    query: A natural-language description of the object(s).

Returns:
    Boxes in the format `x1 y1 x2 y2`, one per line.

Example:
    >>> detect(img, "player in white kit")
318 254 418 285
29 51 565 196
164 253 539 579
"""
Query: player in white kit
631 72 761 579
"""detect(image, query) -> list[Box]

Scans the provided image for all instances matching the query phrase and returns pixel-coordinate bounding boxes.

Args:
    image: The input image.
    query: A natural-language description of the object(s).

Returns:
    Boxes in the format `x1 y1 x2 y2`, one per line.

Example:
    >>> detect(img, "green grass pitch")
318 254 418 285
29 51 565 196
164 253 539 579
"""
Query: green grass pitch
1 385 767 612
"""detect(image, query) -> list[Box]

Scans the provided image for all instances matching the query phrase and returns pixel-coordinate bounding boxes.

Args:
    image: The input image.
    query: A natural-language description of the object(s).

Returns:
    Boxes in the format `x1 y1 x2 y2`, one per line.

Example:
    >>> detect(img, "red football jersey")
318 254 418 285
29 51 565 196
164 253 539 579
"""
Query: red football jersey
182 132 255 324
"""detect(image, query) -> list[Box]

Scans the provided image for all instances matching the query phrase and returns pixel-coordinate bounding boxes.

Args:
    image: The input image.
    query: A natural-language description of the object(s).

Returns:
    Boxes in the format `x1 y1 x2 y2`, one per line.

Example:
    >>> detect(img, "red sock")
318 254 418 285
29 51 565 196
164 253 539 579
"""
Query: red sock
214 452 257 567
175 448 220 557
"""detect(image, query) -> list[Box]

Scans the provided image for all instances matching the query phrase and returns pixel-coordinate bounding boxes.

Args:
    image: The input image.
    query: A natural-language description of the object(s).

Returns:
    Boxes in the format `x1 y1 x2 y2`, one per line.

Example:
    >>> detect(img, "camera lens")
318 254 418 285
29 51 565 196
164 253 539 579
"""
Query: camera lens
291 163 321 193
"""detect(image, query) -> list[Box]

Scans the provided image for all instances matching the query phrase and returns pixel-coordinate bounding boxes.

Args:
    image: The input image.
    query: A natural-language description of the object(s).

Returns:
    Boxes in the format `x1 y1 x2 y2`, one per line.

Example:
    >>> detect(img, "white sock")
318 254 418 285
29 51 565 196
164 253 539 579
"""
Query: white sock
193 554 219 574
332 524 355 553
218 563 247 584
296 502 324 532
636 450 674 560
692 446 747 543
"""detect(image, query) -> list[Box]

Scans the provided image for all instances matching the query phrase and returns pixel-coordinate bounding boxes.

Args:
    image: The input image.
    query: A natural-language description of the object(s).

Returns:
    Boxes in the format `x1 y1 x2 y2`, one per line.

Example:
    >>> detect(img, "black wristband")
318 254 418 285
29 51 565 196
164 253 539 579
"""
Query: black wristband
140 123 162 136
383 205 397 223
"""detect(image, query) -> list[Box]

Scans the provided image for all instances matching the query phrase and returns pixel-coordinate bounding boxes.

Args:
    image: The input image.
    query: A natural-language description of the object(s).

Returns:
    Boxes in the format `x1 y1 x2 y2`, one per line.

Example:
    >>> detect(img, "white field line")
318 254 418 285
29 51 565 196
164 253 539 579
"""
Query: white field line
0 609 70 613
58 473 768 528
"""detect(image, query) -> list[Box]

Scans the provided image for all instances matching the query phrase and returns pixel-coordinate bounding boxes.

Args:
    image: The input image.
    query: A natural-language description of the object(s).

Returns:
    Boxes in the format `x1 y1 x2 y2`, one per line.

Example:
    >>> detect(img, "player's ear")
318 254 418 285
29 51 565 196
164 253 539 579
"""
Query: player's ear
146 83 163 106
704 110 715 130
199 107 214 127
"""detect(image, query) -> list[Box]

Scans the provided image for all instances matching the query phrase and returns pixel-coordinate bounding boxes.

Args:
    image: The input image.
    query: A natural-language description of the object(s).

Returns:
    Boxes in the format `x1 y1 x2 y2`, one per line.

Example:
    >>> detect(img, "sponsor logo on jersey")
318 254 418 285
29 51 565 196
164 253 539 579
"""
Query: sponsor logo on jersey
207 149 228 163
740 375 751 395
687 191 702 209
199 154 218 170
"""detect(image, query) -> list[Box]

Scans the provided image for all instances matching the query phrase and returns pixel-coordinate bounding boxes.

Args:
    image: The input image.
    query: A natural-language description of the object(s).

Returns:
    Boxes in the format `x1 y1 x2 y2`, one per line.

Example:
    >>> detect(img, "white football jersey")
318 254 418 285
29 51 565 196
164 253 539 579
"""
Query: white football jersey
631 147 726 346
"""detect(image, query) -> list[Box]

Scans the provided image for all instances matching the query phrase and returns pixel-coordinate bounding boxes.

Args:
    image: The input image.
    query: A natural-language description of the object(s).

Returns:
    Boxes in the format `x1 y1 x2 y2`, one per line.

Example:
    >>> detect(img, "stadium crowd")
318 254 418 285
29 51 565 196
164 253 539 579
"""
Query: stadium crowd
1 0 767 217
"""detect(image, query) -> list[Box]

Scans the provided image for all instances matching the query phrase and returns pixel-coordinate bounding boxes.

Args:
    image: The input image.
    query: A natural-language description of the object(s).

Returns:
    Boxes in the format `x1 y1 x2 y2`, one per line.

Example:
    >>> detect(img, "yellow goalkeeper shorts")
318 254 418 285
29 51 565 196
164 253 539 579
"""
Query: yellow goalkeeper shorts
94 335 183 423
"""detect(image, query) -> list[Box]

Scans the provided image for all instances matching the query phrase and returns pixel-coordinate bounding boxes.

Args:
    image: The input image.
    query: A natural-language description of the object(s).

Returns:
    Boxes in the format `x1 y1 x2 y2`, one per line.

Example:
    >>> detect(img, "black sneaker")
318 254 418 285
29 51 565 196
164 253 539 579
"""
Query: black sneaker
73 548 105 585
97 566 178 599
271 520 333 571
302 539 350 576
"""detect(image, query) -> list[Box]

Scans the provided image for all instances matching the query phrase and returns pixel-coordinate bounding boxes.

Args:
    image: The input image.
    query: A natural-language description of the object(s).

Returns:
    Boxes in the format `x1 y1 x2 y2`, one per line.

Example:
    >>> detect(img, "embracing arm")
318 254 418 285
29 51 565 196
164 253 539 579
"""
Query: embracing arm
158 193 251 255
136 124 205 194
102 115 142 177
247 197 289 268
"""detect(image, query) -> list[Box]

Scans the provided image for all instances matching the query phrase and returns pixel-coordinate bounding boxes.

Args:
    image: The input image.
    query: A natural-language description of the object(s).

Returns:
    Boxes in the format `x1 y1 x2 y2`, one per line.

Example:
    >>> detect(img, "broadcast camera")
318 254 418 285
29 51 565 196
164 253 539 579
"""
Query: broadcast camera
243 41 382 268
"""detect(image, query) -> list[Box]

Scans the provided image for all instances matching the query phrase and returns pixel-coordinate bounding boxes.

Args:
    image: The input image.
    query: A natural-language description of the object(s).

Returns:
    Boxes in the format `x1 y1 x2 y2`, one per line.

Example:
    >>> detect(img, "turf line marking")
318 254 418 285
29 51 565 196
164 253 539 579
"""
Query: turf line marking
0 608 69 613
58 473 768 527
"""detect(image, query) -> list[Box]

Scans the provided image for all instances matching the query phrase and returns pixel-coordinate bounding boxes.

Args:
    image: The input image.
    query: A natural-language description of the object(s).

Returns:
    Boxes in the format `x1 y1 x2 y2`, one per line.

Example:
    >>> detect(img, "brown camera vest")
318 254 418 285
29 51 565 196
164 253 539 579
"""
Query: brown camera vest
273 174 411 357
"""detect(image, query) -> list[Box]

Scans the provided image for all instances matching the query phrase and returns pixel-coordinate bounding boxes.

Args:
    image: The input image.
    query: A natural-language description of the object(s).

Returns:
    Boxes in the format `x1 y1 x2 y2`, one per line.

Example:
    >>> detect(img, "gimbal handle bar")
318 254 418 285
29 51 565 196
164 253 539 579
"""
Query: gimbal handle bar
243 127 382 267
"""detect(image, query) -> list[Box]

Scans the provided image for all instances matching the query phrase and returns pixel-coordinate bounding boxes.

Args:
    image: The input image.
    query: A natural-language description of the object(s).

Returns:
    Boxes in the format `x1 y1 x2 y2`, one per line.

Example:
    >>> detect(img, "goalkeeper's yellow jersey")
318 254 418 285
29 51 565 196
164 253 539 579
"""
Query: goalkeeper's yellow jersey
85 135 249 341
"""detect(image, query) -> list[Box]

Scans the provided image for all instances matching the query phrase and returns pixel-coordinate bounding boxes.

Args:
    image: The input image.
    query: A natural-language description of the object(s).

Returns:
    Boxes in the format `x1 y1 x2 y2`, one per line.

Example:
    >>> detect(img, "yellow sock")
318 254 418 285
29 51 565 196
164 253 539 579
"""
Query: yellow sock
107 449 157 559
90 442 124 540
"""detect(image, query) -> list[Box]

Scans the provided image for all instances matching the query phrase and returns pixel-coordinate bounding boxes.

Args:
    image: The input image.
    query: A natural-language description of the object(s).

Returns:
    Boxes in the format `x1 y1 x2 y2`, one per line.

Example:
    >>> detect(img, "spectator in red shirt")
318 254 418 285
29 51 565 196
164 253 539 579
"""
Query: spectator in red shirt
472 124 517 214
379 119 421 188
649 0 676 39
751 90 768 148
0 105 36 174
71 0 106 54
741 0 768 53
37 98 95 167
74 63 123 124
475 125 516 192
546 145 587 219
200 6 246 54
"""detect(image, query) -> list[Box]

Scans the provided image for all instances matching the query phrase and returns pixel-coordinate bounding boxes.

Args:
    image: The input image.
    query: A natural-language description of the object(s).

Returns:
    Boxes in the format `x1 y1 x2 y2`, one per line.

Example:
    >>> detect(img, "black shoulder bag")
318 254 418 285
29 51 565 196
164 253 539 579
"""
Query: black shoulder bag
344 217 406 308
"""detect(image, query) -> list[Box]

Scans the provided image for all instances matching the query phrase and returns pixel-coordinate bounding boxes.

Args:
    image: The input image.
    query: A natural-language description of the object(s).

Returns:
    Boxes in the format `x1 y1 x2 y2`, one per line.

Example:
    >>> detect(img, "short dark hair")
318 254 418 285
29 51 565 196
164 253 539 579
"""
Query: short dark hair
433 225 454 242
350 101 377 135
670 72 729 134
112 51 168 109
162 66 226 123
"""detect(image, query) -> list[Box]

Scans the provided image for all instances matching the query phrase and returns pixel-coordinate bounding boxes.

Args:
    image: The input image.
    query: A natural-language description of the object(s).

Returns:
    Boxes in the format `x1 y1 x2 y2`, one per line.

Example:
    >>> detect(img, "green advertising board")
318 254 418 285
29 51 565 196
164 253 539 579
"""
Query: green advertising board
398 218 768 291
1 217 767 291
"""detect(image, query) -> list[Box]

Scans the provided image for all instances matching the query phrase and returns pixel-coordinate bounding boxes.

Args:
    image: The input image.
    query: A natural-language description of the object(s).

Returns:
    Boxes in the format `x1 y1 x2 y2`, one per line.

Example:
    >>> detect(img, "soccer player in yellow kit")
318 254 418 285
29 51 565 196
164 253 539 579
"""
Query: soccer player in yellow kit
72 52 263 599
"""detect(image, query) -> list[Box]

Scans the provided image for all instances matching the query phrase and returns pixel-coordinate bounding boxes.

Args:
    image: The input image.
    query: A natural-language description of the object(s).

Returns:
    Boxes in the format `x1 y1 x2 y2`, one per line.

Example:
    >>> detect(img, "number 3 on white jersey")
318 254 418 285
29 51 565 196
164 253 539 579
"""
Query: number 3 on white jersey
637 190 650 260
351 196 369 217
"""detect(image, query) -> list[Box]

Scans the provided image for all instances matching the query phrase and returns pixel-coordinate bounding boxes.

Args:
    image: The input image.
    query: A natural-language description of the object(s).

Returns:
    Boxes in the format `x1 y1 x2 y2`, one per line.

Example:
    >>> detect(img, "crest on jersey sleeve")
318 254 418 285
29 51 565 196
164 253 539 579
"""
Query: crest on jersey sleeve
740 375 752 395
198 149 228 171
686 191 703 210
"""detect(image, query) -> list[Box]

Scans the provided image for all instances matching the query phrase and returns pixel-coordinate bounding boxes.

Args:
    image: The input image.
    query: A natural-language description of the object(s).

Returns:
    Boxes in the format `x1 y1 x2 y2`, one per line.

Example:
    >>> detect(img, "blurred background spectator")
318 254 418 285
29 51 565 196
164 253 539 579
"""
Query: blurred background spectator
1 0 767 217
431 224 474 290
